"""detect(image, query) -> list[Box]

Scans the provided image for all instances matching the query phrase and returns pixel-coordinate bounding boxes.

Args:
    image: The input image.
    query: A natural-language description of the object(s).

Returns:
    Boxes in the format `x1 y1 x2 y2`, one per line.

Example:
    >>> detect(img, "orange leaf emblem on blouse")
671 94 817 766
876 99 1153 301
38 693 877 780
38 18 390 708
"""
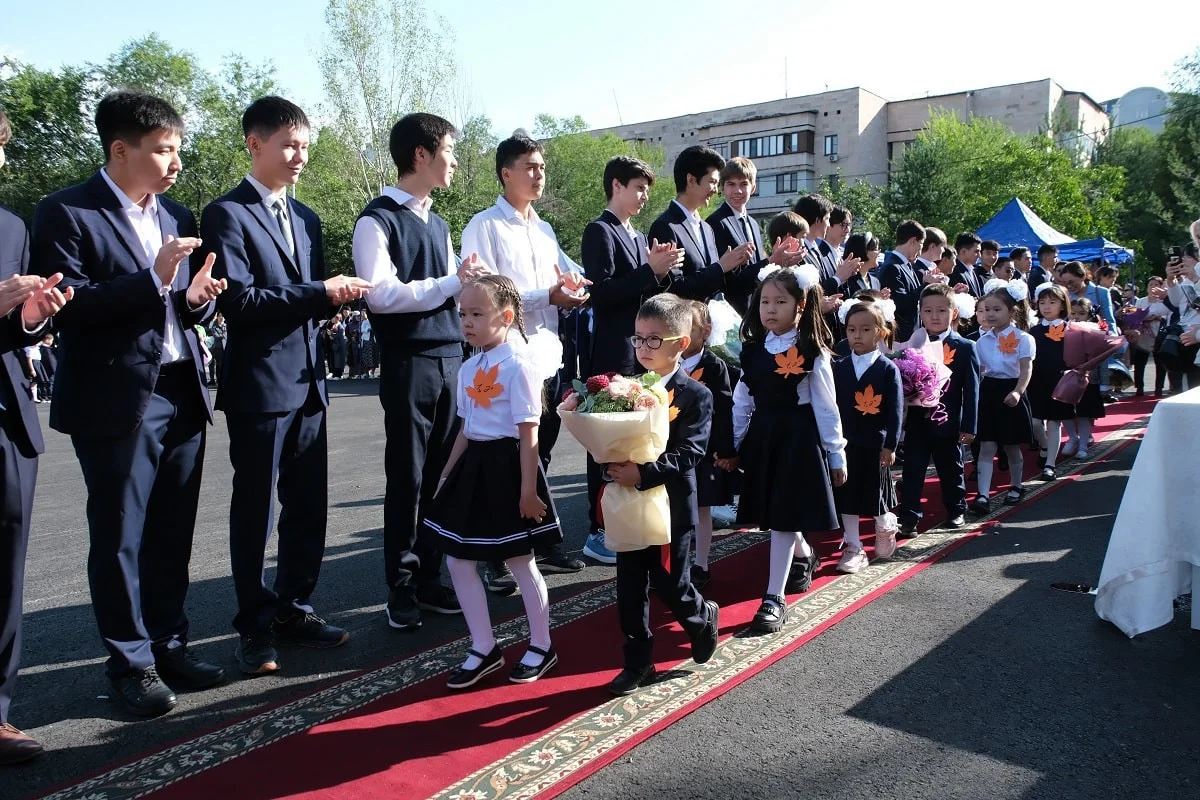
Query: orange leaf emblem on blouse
774 346 807 377
996 330 1020 355
466 364 504 408
942 342 956 367
666 389 680 422
689 366 705 383
1045 323 1067 342
854 384 883 415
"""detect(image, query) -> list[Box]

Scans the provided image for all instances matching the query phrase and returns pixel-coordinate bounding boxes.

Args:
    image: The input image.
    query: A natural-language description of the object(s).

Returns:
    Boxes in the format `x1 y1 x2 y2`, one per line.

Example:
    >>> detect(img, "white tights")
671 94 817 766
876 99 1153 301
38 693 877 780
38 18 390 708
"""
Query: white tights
1035 419 1063 467
976 441 1024 499
766 530 814 597
695 507 713 570
446 554 551 669
841 514 891 550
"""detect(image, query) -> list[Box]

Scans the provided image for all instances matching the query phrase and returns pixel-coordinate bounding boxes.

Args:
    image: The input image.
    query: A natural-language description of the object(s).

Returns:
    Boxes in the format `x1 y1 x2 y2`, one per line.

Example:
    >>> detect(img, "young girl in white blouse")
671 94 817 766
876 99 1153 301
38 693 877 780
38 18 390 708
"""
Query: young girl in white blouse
970 279 1036 515
423 275 562 690
729 264 847 634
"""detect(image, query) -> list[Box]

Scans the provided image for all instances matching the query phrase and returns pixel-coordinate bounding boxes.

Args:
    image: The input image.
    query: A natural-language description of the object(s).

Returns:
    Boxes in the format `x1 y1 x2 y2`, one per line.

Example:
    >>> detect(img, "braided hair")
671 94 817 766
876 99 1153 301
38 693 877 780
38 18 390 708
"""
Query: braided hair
472 274 529 342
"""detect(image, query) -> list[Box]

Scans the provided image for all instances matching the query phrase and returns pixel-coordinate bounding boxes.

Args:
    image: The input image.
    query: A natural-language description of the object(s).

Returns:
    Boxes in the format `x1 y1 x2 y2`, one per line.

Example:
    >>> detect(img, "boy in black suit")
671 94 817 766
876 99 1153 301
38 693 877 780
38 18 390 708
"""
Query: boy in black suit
950 232 985 297
580 156 682 563
649 146 752 301
604 294 719 696
202 96 371 675
898 284 980 534
880 219 930 343
32 91 229 717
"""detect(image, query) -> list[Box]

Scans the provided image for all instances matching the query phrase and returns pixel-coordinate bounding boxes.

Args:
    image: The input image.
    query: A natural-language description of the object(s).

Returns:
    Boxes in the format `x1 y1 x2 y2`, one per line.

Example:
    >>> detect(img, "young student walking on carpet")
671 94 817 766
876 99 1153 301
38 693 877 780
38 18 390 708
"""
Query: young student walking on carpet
680 301 736 590
423 275 562 689
604 294 720 696
970 280 1036 515
1027 284 1075 480
730 265 846 634
831 299 903 573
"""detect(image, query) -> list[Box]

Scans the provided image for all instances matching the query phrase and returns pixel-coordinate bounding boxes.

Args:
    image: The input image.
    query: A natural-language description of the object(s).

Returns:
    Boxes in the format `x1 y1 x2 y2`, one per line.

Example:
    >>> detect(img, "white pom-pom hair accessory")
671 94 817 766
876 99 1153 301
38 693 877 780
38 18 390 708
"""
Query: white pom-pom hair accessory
757 264 782 282
952 292 977 320
838 297 897 326
1033 281 1060 300
757 263 821 292
983 277 1028 303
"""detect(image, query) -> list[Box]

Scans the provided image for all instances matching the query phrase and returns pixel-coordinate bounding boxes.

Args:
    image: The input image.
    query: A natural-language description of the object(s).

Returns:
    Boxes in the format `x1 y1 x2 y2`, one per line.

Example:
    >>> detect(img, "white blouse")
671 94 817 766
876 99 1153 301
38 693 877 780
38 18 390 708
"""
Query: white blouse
732 330 847 469
457 343 543 441
977 325 1036 379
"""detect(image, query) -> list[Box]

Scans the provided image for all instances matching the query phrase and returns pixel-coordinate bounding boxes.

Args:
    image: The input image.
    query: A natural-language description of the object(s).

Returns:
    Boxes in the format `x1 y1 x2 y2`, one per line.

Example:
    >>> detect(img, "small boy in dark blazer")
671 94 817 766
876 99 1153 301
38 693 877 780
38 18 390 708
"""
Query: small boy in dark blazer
603 294 720 696
899 283 980 534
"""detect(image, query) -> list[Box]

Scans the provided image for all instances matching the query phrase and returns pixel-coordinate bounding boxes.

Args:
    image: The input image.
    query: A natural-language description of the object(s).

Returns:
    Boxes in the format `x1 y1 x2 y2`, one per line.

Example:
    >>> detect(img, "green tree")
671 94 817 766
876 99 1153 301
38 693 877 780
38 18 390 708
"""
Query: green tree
815 174 889 245
1159 48 1200 238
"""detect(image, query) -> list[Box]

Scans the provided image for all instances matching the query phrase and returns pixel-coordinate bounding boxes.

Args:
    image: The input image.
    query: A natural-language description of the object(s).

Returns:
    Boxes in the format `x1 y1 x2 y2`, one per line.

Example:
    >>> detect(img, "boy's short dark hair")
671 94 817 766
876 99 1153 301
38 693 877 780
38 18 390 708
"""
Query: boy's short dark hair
0 108 10 147
1010 246 1030 261
1096 264 1120 281
996 256 1013 270
895 219 925 247
940 246 956 261
637 293 692 337
829 205 852 226
920 282 957 305
1037 244 1058 261
603 155 654 200
766 211 809 244
954 231 983 252
981 239 1000 254
242 96 310 139
95 91 185 163
388 112 456 177
922 226 946 250
793 193 833 226
673 145 725 193
495 133 544 185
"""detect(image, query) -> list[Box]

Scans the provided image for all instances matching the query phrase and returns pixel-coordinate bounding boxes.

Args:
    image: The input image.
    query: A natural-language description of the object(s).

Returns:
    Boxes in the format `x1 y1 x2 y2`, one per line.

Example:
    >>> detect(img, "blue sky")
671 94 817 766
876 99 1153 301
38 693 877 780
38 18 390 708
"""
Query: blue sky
4 0 1198 137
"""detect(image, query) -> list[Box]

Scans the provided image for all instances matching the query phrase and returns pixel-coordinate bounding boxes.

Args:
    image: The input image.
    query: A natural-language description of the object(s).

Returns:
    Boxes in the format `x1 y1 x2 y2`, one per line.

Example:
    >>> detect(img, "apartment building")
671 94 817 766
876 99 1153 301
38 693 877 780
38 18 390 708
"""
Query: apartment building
594 78 1109 219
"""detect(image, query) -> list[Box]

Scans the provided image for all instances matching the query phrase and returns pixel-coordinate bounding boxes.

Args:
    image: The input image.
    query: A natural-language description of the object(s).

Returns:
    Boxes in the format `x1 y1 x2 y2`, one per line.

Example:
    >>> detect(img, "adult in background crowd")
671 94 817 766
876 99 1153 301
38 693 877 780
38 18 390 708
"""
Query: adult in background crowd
207 311 227 387
880 219 931 342
360 308 377 378
345 310 361 378
327 311 347 379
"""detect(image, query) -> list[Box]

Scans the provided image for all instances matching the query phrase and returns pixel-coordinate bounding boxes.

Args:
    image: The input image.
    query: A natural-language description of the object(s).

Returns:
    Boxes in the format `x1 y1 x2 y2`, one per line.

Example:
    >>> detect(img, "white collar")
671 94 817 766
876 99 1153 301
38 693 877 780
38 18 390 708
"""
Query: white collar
245 174 288 206
382 185 432 212
850 349 880 367
100 168 157 215
673 199 700 222
890 249 910 266
983 324 1017 339
681 351 703 372
658 365 681 386
1041 318 1066 327
478 342 515 366
925 329 949 342
764 329 798 354
496 194 539 225
727 202 748 220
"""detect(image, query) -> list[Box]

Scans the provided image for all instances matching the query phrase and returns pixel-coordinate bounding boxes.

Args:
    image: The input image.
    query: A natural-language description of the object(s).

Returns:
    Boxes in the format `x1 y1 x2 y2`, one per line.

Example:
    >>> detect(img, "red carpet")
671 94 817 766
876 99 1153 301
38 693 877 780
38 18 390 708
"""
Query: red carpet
39 397 1155 800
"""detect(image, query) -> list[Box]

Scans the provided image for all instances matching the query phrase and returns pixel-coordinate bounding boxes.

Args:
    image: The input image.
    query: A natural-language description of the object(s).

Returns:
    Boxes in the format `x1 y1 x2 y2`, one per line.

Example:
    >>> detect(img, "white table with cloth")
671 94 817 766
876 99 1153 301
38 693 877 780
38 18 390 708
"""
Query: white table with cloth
1095 387 1200 636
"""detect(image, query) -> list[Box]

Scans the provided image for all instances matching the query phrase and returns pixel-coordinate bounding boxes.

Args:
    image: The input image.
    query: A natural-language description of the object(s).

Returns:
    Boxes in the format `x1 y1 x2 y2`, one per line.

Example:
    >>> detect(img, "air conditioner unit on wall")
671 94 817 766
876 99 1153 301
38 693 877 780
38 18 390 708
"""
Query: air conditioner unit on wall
828 154 839 162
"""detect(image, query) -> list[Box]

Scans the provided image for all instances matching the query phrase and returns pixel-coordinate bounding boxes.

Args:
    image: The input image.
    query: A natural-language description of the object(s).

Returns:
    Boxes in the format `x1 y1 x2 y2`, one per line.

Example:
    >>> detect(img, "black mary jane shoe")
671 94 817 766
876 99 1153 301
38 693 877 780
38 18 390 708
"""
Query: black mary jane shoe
750 595 788 634
446 645 505 690
509 645 558 684
607 664 656 696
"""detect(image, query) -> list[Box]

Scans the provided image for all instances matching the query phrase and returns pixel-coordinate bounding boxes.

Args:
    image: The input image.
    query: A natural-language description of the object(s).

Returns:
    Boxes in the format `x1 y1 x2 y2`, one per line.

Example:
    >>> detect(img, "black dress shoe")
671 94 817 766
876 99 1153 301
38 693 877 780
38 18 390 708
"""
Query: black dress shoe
110 667 176 718
536 547 585 574
417 584 462 615
446 645 505 690
0 723 43 765
509 645 558 683
386 588 421 631
750 595 788 634
690 565 711 590
274 612 350 649
156 647 226 691
607 664 656 696
690 600 720 664
785 548 820 594
236 633 280 676
897 518 920 539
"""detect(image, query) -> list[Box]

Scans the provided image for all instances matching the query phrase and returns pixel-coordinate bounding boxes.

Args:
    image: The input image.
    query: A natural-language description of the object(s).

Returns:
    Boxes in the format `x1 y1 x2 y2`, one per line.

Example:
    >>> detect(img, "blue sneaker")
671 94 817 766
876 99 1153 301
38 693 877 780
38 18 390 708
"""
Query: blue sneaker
583 531 617 564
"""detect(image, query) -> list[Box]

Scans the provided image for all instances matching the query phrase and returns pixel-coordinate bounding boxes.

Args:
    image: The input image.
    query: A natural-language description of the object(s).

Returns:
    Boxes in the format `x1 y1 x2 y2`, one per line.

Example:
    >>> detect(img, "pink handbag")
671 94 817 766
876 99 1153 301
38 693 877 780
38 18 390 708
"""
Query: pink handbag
1051 324 1125 405
1051 368 1089 405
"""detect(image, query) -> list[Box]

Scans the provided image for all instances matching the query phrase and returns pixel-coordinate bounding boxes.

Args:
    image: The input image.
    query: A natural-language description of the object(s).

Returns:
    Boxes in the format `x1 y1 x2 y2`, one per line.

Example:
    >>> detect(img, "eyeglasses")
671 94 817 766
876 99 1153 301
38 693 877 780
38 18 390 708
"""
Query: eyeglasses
629 334 684 350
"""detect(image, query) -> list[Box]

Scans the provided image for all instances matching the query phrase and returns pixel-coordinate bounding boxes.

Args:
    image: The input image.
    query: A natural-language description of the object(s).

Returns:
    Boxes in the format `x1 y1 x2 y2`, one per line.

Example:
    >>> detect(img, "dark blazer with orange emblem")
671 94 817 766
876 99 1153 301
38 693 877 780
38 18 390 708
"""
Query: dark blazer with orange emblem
832 354 903 452
635 368 712 536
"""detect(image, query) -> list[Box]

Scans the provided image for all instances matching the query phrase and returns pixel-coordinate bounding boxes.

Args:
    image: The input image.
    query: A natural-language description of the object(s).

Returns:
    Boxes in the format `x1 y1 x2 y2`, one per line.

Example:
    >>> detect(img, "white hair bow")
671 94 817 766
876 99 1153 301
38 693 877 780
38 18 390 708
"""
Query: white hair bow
1033 281 1058 299
984 278 1028 303
952 292 977 320
838 297 897 325
757 263 821 292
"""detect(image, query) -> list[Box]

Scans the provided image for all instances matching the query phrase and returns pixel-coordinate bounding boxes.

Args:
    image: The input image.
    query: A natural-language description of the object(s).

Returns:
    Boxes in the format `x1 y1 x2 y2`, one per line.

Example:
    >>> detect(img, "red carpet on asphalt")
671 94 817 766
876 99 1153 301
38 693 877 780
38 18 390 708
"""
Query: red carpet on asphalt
60 397 1156 800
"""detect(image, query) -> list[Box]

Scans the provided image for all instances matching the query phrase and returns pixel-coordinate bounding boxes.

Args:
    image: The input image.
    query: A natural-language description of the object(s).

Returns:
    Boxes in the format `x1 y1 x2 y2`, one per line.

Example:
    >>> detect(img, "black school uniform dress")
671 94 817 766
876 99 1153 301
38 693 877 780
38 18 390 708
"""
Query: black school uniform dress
1028 320 1075 422
682 348 735 508
832 352 903 517
975 325 1036 445
734 331 844 533
423 343 562 560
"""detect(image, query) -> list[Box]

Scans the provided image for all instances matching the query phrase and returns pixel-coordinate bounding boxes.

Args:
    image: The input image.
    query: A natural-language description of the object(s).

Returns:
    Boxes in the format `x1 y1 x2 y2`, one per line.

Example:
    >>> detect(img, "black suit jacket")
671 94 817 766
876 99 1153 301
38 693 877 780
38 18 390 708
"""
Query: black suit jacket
201 180 328 414
635 369 712 535
838 271 882 299
582 210 665 375
0 207 46 457
951 260 985 298
938 332 980 437
649 202 725 301
1026 264 1051 298
31 172 212 437
686 348 735 459
880 255 924 342
707 201 764 315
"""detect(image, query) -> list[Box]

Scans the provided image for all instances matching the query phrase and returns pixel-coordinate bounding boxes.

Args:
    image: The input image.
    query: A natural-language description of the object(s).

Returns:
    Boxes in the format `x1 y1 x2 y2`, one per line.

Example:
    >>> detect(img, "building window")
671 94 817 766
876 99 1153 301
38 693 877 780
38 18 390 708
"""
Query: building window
824 134 838 157
712 142 729 159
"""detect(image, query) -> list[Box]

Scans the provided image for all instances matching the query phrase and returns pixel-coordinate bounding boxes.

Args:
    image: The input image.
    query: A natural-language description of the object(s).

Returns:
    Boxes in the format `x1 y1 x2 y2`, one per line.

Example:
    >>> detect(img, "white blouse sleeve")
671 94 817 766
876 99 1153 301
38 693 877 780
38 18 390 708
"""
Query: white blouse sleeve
1020 331 1036 361
509 356 544 426
732 379 755 450
802 353 848 471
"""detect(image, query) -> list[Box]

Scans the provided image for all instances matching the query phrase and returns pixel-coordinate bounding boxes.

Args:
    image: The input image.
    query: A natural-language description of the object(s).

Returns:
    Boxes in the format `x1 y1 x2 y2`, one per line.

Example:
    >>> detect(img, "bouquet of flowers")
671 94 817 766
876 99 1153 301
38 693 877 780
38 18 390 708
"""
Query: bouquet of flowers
558 373 671 552
889 335 953 424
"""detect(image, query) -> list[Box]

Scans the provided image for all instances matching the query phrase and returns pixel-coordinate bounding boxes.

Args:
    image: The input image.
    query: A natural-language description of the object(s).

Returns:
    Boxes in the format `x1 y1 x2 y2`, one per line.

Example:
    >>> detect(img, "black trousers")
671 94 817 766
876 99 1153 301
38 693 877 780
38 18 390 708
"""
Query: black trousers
539 371 563 470
379 350 459 592
72 365 206 677
900 426 966 523
225 391 328 636
0 417 36 725
616 525 708 669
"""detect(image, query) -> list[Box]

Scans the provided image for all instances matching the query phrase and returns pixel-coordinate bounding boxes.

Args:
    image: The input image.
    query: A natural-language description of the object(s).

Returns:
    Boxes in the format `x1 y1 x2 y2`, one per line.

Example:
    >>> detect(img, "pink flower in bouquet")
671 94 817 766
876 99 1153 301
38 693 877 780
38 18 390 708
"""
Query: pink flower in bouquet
560 392 580 411
606 376 637 400
632 393 657 411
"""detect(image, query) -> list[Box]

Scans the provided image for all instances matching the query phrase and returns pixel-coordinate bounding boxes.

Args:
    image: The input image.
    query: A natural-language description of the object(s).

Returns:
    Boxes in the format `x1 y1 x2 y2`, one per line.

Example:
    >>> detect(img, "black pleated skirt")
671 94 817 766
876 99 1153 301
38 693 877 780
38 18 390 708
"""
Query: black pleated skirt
835 444 897 517
1027 367 1076 421
696 458 734 508
1075 382 1106 420
976 377 1033 445
737 405 839 533
423 437 563 560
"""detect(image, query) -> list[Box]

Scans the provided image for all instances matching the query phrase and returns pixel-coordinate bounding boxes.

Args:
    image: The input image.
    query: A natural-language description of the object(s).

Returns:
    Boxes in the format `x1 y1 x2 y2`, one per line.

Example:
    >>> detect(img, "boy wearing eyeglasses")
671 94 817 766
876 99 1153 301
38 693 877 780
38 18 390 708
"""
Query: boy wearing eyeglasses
603 293 719 696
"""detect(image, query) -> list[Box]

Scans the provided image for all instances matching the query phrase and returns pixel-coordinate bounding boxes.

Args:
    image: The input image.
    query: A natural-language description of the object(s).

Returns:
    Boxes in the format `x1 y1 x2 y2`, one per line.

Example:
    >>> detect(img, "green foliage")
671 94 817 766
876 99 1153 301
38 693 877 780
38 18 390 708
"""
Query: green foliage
815 173 889 244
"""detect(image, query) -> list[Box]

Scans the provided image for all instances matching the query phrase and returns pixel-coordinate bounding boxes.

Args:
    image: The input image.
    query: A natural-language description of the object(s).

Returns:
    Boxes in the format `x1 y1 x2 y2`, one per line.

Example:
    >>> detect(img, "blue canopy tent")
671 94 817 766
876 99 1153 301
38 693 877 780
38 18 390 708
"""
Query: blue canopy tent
975 198 1134 265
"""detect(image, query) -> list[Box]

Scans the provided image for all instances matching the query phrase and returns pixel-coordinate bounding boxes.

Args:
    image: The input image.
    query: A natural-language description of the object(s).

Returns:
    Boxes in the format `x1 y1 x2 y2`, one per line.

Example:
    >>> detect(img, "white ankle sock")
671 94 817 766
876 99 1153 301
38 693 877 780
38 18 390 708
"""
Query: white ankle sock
977 441 998 498
696 507 713 570
446 556 495 669
1045 421 1063 467
841 514 862 550
1005 446 1024 489
506 555 551 667
1076 418 1094 451
796 533 814 559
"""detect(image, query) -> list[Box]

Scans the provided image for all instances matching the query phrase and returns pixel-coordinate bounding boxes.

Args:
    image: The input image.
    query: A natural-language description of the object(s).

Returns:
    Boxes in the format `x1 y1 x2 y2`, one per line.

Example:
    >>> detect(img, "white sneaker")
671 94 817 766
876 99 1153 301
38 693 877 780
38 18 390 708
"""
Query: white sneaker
836 547 869 574
710 503 738 527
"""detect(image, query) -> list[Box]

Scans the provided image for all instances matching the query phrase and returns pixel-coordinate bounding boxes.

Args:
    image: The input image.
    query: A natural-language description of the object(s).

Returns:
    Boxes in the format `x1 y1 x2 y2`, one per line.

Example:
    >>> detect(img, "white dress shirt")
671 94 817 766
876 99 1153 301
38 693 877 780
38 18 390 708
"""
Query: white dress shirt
977 324 1036 378
673 199 704 247
915 256 934 272
100 167 190 363
244 173 288 208
681 351 703 374
458 342 542 441
731 329 847 468
353 186 460 315
890 250 911 267
850 349 881 380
